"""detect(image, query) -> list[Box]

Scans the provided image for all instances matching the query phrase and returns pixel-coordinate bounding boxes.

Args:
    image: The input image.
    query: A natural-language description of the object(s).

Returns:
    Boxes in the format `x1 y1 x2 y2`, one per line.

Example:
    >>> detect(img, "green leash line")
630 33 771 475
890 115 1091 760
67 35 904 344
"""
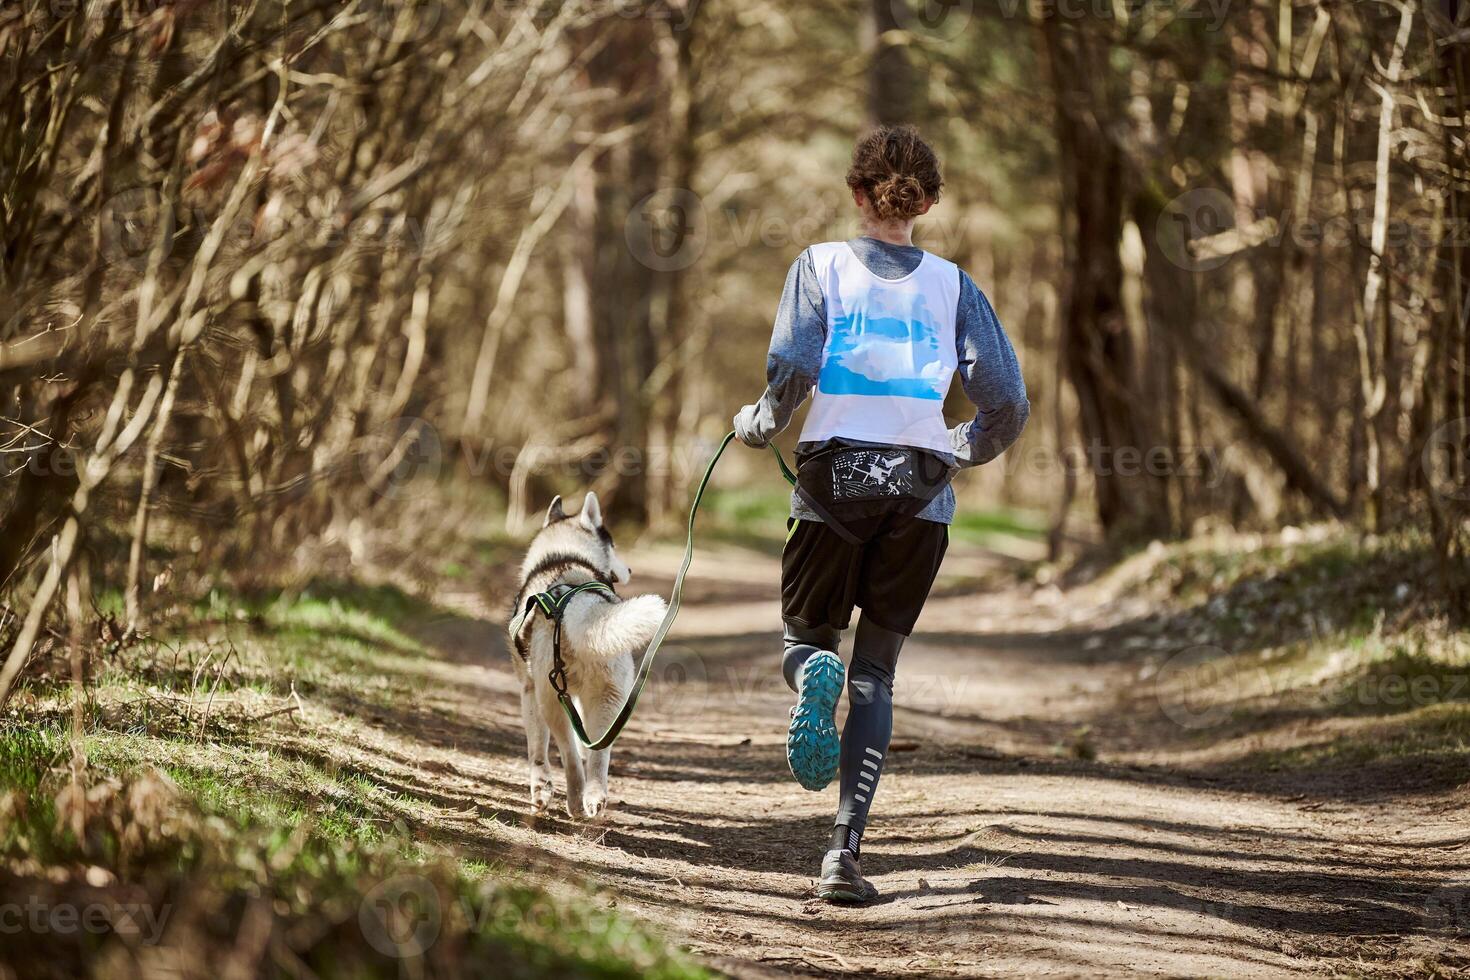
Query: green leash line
555 430 794 750
768 437 798 487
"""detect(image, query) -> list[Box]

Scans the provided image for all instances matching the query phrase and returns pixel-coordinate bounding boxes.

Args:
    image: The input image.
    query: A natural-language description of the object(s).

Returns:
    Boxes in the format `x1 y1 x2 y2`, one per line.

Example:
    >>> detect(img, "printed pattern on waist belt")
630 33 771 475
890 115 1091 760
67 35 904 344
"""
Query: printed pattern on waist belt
830 449 915 500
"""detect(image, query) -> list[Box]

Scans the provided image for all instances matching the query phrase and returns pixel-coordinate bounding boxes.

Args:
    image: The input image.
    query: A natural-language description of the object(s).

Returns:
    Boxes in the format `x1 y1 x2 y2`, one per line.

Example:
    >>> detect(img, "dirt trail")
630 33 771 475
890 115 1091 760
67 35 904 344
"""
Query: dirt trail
356 542 1467 978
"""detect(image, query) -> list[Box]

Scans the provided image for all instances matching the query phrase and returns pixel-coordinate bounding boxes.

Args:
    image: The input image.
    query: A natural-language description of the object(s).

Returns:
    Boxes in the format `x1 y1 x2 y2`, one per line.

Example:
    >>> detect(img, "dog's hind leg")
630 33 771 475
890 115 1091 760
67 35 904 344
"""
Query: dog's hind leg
580 658 634 820
579 691 619 820
542 691 587 819
520 682 554 812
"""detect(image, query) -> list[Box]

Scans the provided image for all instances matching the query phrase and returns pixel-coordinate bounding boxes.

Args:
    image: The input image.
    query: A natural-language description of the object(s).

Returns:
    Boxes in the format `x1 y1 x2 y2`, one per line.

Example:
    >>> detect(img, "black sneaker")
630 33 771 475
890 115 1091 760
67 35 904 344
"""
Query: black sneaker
816 849 879 903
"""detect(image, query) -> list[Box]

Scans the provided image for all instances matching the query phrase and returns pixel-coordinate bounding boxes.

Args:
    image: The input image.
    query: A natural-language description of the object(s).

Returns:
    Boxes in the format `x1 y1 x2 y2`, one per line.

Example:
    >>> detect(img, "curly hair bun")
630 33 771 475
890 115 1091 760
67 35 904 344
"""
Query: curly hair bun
846 125 943 221
871 173 929 221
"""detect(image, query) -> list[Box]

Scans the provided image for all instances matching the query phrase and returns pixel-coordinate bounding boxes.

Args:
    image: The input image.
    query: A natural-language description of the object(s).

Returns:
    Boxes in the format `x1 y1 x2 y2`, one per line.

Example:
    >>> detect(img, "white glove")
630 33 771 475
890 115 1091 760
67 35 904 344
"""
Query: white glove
733 404 768 448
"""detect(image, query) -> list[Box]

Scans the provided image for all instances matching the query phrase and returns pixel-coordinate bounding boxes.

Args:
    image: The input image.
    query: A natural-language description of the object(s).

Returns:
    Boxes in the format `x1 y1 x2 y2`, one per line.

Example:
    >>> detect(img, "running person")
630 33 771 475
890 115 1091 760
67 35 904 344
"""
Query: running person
733 125 1029 903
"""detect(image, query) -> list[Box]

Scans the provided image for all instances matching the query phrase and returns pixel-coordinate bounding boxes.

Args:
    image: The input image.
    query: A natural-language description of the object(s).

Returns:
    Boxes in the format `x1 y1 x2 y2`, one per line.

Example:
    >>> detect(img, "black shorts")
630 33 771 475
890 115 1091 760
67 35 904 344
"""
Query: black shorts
781 510 949 636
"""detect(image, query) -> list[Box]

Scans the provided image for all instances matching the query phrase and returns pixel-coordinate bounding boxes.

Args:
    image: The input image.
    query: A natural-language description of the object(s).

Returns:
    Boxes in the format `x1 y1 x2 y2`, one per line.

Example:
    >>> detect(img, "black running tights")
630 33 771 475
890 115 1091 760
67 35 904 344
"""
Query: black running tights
782 616 905 837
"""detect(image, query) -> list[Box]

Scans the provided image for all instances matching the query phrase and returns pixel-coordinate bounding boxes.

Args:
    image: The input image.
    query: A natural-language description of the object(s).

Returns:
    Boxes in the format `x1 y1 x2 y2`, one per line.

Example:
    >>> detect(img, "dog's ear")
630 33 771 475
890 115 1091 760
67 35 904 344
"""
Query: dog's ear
543 495 566 527
579 491 602 530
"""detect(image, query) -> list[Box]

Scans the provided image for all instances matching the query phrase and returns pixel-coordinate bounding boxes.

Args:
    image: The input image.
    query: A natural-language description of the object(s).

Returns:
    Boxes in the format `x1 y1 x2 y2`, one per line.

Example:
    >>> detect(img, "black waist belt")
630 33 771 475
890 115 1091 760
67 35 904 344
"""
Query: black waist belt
794 445 955 544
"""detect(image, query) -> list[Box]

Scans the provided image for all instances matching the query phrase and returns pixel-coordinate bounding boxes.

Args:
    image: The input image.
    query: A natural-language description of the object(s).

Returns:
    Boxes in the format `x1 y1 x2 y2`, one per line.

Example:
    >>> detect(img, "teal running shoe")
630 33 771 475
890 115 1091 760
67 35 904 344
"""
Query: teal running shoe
786 651 844 791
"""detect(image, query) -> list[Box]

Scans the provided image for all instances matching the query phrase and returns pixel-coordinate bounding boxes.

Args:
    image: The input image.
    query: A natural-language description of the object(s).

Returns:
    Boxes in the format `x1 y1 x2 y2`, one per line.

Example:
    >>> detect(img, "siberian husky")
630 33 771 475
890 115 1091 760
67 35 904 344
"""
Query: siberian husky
508 492 665 818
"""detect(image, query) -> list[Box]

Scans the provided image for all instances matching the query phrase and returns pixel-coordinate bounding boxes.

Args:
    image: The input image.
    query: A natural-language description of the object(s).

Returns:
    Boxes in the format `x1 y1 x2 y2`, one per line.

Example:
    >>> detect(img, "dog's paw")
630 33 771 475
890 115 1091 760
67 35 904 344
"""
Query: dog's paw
581 788 607 820
530 778 554 812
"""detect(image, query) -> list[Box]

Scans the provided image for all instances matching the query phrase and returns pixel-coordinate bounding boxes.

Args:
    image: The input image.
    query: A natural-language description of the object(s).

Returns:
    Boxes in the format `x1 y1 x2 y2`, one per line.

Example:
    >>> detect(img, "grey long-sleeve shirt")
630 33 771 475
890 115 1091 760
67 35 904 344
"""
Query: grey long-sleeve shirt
738 237 1030 524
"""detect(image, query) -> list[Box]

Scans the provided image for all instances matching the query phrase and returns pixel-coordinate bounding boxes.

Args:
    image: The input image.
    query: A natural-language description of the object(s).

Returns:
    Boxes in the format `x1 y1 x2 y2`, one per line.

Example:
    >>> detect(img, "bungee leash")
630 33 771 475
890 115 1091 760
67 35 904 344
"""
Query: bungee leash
528 431 795 751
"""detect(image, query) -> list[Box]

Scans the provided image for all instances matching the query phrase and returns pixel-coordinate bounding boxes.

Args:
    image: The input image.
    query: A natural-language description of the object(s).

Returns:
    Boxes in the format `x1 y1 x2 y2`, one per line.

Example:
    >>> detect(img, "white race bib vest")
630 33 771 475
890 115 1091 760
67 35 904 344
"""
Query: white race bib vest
797 241 960 454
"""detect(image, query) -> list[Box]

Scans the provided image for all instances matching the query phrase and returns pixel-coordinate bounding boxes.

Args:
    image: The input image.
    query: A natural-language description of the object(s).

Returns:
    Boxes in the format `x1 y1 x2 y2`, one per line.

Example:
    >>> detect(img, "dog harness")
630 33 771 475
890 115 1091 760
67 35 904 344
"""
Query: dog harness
509 580 614 642
510 581 618 722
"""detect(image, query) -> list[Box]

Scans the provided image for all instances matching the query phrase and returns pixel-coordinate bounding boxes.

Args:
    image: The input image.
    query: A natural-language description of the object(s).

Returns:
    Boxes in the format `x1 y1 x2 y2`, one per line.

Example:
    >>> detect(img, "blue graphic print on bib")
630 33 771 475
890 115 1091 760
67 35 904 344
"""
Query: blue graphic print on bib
817 292 947 401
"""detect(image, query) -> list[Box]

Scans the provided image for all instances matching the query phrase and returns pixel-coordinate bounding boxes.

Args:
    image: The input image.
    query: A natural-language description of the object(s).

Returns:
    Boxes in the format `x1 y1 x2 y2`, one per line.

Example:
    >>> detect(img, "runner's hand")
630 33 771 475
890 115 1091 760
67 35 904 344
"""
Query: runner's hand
733 404 769 448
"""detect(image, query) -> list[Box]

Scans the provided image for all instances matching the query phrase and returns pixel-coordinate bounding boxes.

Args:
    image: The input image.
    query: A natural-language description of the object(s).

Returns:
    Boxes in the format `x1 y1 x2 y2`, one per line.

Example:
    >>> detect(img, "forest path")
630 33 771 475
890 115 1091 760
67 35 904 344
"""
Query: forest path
379 542 1465 978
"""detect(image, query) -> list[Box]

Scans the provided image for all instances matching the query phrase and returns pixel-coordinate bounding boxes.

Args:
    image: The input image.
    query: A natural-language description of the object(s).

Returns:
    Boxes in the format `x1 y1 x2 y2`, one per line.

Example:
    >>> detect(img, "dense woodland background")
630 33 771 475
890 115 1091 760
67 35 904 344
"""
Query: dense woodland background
4 5 1470 976
2 0 1469 696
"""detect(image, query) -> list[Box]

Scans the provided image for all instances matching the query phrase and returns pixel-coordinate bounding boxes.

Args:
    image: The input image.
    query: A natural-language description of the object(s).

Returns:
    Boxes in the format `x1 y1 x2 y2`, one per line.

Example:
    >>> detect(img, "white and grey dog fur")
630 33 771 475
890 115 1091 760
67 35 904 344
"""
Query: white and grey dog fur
508 491 665 818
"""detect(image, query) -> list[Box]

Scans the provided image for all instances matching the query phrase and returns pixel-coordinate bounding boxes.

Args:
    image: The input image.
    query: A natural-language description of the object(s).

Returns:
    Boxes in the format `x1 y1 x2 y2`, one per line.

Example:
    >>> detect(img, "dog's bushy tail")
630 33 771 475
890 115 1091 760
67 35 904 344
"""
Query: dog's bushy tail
562 594 667 660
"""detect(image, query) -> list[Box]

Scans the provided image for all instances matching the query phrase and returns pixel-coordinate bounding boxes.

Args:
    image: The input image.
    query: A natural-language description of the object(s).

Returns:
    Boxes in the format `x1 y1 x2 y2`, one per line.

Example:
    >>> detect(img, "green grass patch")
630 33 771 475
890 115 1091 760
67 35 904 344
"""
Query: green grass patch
1 748 707 979
1122 527 1470 792
98 737 403 849
193 579 428 650
1131 527 1427 611
81 578 481 722
0 724 70 861
697 486 791 545
948 505 1048 546
696 485 1046 554
1 570 709 977
1245 703 1470 771
1321 640 1470 717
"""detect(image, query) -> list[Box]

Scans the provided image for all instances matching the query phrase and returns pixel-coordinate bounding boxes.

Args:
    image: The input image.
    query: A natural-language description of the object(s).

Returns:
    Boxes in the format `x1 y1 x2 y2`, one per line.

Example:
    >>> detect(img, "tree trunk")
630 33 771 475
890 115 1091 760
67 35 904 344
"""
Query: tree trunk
1039 14 1167 538
1355 3 1415 530
865 0 913 126
579 22 665 522
124 352 186 632
647 11 700 527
